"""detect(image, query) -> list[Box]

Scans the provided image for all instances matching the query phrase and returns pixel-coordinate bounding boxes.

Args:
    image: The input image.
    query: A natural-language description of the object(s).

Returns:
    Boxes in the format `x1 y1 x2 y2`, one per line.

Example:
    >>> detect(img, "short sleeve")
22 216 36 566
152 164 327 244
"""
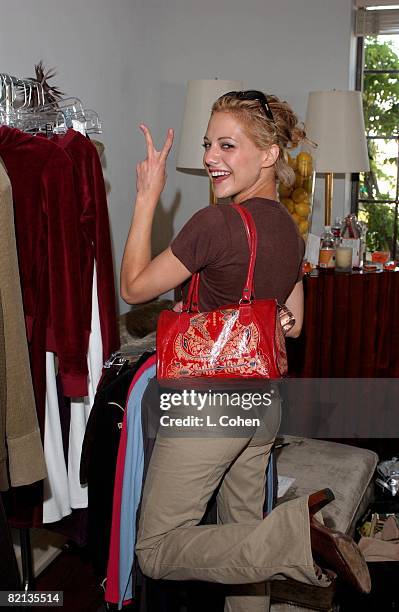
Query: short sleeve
295 235 306 283
171 206 229 273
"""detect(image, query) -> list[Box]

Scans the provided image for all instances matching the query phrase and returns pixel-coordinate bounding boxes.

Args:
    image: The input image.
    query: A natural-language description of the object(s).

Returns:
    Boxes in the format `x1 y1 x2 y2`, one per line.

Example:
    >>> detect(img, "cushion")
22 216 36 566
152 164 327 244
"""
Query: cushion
275 435 378 535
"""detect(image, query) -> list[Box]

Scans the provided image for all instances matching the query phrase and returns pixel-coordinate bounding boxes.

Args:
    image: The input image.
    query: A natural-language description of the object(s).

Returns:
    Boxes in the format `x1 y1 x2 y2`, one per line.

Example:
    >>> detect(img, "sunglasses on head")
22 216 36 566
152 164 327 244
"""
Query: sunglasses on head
223 90 275 123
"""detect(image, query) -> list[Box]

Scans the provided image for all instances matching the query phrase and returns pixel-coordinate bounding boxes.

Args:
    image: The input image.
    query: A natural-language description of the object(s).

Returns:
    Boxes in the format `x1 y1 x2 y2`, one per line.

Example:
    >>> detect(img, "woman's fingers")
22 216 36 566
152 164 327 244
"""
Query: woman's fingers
136 125 173 198
160 128 174 161
140 124 174 161
140 123 155 157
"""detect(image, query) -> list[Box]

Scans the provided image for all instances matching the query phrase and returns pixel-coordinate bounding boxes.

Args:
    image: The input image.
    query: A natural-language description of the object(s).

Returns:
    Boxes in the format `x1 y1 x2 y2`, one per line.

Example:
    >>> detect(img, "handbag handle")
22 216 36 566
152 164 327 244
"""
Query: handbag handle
182 205 258 313
231 204 258 302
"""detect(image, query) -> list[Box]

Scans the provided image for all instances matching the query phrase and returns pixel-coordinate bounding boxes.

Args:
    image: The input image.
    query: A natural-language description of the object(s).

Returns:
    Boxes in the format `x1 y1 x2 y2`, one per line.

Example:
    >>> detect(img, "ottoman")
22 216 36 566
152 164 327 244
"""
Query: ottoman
270 435 378 611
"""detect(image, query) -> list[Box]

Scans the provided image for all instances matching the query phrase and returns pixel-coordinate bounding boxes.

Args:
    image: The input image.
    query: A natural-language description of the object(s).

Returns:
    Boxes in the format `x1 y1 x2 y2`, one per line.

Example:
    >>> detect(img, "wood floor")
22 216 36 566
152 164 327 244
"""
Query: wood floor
34 543 106 612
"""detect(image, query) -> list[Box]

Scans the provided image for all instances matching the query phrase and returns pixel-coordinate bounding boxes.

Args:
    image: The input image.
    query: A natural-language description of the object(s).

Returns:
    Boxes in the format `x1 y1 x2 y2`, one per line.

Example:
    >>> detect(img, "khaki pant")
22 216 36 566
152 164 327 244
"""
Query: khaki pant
136 409 324 611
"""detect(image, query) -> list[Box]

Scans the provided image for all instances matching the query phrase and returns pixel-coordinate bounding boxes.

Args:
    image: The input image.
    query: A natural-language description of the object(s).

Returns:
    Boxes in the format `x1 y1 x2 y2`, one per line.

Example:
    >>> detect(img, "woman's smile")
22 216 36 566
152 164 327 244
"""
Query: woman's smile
208 168 232 184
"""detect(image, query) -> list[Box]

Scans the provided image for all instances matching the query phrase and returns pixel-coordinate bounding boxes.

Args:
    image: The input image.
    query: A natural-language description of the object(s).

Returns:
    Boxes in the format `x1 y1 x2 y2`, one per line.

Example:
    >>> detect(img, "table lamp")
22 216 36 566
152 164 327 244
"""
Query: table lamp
177 79 243 204
305 90 370 226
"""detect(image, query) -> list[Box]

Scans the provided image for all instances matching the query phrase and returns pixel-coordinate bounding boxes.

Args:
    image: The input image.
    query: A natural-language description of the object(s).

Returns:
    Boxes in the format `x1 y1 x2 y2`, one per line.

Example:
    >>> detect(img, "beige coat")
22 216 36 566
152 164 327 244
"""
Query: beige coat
0 158 47 490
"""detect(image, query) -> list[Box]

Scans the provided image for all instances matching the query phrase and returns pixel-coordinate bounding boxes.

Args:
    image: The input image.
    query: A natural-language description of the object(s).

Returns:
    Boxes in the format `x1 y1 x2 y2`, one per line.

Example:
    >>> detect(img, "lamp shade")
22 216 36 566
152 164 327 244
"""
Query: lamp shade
305 90 370 173
177 79 243 170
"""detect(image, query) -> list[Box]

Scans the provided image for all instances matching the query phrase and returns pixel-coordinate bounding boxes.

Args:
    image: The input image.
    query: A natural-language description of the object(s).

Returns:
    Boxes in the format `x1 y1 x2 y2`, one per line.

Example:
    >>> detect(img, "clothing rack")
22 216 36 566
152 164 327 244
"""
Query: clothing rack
1 69 116 593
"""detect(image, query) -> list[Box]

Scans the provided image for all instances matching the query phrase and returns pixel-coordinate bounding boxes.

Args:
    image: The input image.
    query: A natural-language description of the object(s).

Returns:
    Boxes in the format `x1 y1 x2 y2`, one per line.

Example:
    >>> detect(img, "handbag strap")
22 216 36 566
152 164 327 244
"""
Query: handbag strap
231 204 258 302
182 204 258 313
186 271 200 312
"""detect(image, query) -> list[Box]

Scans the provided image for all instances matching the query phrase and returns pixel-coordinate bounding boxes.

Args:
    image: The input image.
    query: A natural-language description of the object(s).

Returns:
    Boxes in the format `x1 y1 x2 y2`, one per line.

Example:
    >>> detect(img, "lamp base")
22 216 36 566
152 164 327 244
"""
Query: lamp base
324 172 333 226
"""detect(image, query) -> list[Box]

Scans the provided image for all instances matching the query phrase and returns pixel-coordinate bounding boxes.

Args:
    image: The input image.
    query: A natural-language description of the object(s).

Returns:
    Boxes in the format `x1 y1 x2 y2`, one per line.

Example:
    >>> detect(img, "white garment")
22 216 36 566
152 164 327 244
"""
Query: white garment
42 265 103 522
43 352 71 523
68 265 103 508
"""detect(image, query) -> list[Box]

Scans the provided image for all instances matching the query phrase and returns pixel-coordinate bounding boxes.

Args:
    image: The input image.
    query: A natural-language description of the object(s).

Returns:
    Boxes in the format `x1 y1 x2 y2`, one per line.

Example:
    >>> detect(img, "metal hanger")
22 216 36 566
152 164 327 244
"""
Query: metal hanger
1 72 102 135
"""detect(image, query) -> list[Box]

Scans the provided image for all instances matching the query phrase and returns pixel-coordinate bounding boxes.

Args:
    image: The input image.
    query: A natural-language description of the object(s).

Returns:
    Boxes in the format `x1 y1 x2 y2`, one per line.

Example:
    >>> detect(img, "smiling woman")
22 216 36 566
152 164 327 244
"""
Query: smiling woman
120 90 371 609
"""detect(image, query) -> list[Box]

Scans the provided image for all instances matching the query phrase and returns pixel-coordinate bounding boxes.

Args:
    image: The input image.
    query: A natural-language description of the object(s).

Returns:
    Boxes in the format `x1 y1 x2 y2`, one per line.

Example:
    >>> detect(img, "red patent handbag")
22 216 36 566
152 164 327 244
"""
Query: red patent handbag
156 204 287 382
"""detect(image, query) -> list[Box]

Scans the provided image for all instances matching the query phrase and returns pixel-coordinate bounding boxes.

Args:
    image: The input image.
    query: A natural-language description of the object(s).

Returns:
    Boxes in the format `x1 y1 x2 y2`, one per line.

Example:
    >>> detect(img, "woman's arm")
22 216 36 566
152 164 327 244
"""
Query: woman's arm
121 246 191 304
120 124 192 304
284 280 304 338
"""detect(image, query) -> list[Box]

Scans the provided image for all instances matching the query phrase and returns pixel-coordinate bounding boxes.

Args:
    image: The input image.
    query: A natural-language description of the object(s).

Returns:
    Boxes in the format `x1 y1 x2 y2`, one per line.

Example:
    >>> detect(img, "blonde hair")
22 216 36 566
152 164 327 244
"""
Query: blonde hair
211 92 307 187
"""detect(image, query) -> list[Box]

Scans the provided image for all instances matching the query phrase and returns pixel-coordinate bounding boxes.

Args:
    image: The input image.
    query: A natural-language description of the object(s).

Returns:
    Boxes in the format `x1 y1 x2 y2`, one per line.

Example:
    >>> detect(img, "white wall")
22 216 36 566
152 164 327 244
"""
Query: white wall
0 0 356 314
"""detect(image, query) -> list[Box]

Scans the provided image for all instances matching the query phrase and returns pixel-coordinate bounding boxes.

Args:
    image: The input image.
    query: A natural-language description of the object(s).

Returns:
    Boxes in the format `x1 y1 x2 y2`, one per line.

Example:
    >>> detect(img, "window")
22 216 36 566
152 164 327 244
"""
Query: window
354 7 399 259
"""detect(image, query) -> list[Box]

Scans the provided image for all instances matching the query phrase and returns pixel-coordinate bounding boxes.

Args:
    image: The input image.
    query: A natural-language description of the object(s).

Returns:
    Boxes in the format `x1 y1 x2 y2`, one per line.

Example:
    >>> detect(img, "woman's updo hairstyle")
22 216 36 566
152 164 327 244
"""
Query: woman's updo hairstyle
211 91 307 187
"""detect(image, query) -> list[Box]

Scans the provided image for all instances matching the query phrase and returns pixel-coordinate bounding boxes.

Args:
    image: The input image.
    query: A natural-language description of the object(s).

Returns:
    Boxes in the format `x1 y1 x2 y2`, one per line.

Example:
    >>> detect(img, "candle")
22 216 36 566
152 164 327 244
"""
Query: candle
335 246 353 272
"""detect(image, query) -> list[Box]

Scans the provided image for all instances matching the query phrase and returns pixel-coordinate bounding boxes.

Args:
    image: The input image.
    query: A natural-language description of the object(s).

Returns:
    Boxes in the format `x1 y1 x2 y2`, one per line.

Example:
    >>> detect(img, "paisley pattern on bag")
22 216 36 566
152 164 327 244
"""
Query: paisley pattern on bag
166 308 272 378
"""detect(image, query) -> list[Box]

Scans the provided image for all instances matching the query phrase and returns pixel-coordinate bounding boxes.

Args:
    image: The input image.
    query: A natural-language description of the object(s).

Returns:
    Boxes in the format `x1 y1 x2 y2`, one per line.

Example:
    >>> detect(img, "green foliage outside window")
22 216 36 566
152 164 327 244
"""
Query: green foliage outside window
359 37 399 255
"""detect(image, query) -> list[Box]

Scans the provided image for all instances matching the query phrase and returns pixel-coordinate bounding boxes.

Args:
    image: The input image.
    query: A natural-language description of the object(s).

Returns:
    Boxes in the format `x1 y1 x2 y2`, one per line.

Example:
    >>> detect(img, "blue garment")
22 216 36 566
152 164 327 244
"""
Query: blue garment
118 363 156 608
265 449 275 514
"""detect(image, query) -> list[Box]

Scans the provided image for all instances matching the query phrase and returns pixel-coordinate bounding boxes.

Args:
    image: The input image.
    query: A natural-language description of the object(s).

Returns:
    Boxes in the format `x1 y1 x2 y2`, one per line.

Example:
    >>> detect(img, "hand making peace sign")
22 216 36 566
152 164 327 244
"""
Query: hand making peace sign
136 124 174 203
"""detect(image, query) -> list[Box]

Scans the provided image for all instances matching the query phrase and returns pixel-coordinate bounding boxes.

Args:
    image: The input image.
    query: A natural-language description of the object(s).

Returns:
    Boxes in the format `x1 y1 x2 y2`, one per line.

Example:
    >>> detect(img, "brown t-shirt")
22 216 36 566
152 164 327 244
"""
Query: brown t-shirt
171 197 305 311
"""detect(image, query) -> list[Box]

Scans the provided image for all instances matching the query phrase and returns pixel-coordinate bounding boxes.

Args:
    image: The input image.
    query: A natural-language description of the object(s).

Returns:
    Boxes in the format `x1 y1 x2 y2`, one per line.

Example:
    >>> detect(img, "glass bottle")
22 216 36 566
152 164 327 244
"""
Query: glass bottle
318 226 336 270
341 214 361 268
331 216 342 244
